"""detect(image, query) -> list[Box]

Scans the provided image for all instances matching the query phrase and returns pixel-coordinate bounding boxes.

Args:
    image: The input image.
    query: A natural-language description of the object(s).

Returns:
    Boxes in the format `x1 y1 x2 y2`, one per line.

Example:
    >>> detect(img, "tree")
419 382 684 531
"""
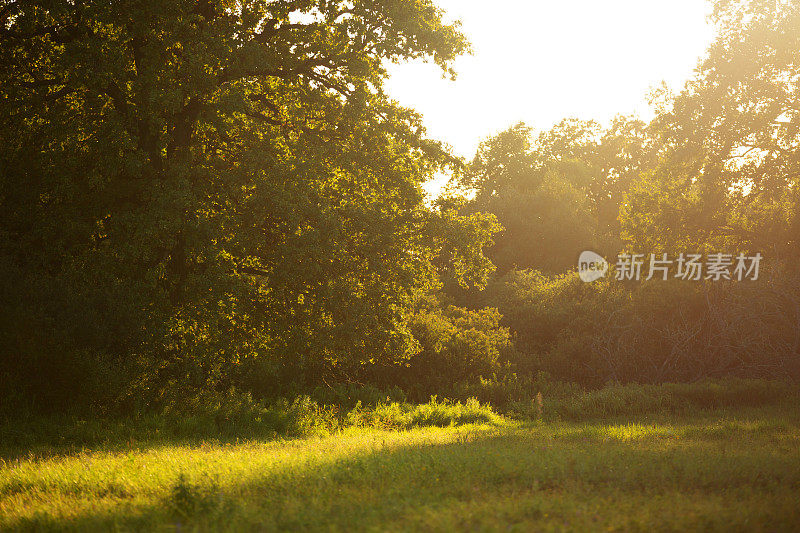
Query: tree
624 0 800 257
0 0 496 409
454 118 650 273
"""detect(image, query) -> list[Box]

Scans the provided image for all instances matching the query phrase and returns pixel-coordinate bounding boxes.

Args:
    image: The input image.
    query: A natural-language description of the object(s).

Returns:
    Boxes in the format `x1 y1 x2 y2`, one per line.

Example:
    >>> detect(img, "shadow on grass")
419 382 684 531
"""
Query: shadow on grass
5 413 800 532
0 416 296 463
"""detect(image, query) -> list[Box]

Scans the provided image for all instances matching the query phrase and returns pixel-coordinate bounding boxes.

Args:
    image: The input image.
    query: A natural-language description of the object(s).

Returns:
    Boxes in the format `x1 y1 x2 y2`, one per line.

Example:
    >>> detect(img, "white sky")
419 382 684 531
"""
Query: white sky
384 0 716 196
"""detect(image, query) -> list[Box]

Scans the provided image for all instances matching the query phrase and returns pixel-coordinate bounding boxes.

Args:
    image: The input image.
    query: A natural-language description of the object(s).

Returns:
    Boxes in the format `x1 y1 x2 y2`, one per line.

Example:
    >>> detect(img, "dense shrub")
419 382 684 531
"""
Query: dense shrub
310 383 407 409
400 303 516 396
3 379 794 457
161 391 341 439
0 394 503 455
480 268 800 386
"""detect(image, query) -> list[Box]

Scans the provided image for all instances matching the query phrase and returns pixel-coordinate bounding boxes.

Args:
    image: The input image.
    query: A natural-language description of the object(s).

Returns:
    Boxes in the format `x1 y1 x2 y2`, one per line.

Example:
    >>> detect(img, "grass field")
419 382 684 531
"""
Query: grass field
2 386 800 531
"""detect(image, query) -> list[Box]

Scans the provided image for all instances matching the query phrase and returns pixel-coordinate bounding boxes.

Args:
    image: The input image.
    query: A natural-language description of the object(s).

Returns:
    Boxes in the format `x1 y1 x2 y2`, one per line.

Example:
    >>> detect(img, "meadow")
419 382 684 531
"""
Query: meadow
2 381 799 532
4 2 800 531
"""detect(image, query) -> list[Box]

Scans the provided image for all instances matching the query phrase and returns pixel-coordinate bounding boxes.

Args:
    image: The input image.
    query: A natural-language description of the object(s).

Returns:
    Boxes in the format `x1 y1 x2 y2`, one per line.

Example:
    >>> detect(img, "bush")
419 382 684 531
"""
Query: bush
0 395 506 456
481 268 800 386
402 303 515 396
345 397 502 429
161 390 340 439
0 390 340 453
310 383 407 409
168 474 226 521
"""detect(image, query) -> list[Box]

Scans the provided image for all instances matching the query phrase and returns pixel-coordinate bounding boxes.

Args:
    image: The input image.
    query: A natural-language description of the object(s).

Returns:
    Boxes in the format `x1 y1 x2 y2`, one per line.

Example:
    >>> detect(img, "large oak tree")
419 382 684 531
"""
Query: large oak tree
0 0 498 409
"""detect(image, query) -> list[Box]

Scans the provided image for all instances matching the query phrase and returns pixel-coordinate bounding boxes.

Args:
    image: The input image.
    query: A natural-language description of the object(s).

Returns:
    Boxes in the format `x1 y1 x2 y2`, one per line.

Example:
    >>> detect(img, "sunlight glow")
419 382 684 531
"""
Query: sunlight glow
385 0 716 195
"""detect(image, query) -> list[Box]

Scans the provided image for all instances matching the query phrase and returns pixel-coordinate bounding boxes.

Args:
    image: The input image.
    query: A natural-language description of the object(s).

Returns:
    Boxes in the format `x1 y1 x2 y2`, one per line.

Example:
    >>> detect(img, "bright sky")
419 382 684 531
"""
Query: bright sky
384 0 716 196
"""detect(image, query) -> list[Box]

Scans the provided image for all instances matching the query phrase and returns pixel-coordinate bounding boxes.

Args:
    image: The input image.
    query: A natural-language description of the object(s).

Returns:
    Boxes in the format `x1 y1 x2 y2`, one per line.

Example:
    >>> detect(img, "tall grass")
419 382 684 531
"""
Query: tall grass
0 395 502 458
509 378 797 421
2 379 794 458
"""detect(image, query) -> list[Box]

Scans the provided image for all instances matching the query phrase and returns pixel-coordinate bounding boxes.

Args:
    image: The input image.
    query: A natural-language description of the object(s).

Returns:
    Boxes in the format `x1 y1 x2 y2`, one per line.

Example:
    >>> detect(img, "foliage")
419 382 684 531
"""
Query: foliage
480 269 800 386
448 373 580 410
168 473 227 523
310 383 408 409
400 301 514 395
4 0 800 416
623 0 800 256
453 117 651 272
344 396 501 429
440 0 800 397
0 0 499 411
0 393 502 456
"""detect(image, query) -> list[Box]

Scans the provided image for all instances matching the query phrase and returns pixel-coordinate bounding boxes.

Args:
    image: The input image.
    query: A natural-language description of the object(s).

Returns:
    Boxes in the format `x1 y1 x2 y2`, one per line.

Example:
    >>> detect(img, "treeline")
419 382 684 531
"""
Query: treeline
1 0 799 416
437 0 800 390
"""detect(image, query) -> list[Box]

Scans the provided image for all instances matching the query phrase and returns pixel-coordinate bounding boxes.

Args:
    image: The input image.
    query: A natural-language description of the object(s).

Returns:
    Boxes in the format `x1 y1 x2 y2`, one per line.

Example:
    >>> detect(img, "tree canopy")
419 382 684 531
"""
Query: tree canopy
0 0 498 409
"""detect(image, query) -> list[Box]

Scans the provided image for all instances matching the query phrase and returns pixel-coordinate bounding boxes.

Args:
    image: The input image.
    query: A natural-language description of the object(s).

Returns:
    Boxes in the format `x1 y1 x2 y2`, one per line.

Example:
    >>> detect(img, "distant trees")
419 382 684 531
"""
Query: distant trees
623 0 800 256
450 0 800 385
452 117 650 273
455 1 800 270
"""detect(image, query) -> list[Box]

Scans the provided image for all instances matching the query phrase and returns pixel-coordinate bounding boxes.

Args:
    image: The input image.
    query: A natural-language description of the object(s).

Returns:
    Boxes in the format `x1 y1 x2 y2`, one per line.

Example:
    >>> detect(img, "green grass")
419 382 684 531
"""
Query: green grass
2 385 800 531
0 396 500 458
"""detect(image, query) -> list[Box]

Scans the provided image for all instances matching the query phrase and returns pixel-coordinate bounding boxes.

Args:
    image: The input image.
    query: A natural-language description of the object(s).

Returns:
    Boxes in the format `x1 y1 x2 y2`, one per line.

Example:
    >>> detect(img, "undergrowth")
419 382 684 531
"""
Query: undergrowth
1 379 795 457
